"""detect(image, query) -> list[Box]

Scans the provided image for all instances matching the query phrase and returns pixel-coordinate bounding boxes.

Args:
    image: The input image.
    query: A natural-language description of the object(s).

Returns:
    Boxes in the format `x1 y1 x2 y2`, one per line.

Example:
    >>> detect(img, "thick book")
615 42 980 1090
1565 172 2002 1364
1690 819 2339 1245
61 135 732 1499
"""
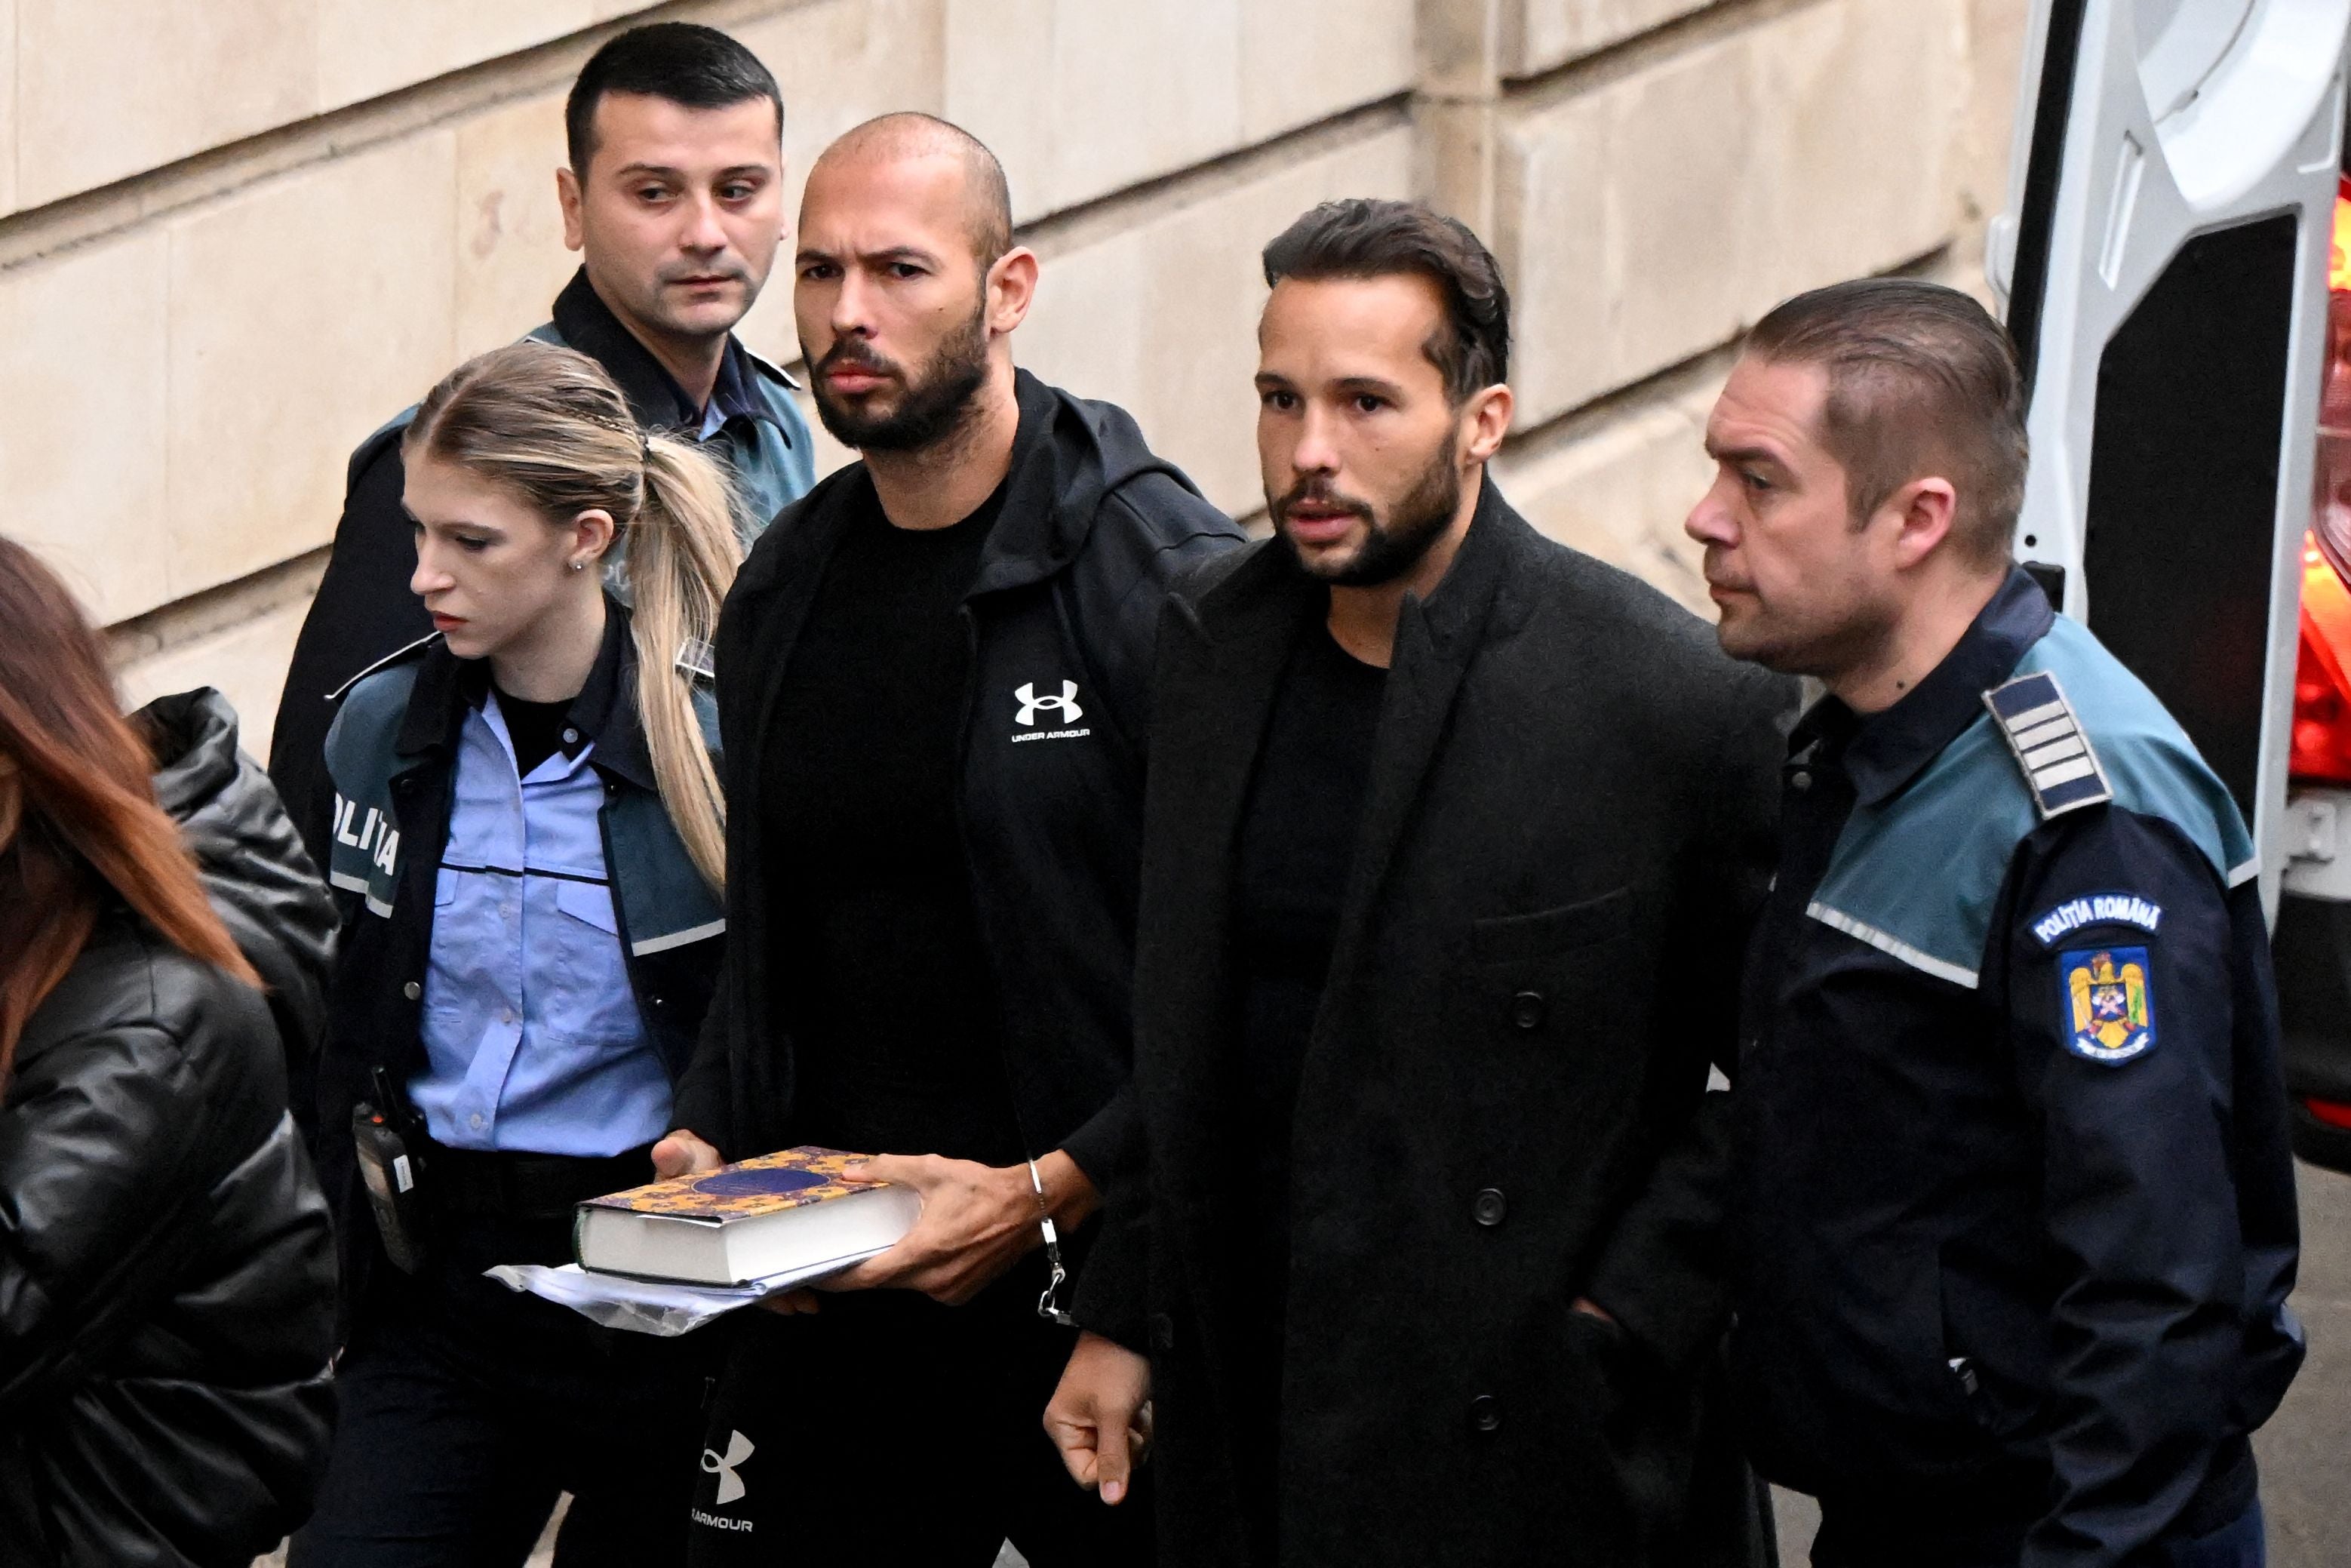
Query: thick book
574 1146 921 1287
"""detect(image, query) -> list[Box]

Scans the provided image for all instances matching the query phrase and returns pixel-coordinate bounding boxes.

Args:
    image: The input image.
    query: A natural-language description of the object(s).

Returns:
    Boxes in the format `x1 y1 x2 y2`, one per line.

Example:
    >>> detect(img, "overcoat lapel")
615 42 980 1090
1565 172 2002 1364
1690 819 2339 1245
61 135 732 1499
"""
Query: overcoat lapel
1142 544 1320 1335
1317 481 1514 1001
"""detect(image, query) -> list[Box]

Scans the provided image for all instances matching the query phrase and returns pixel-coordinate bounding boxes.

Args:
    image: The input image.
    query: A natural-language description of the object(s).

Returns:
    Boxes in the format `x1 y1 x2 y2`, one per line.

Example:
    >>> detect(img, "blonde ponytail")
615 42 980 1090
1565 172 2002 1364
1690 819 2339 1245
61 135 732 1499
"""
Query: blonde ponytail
405 341 747 893
629 433 742 890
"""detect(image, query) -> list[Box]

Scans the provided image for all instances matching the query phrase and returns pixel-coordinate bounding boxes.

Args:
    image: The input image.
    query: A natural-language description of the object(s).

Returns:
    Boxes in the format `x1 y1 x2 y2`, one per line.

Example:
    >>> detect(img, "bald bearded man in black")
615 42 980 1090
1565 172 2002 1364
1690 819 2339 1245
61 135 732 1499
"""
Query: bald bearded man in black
660 114 1240 1564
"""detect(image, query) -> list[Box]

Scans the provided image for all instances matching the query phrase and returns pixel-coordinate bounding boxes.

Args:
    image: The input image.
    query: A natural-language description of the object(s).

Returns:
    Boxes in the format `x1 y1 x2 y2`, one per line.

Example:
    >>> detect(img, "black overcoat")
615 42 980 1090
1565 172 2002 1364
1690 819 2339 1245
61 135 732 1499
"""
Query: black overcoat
1079 484 1794 1566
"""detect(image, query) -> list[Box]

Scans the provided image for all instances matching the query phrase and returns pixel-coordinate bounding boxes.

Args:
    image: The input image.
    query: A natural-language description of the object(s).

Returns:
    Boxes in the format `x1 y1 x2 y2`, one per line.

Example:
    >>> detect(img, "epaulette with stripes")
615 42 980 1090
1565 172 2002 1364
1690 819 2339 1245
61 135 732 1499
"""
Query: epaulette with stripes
1984 671 2112 819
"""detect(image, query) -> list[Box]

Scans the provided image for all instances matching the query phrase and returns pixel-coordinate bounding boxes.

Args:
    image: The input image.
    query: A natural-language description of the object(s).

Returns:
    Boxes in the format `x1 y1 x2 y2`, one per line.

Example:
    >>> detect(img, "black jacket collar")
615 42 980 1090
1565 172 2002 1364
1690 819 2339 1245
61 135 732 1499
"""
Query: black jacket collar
1185 468 1526 657
731 367 1203 615
395 595 657 791
967 369 1089 596
549 267 794 438
1809 564 2056 806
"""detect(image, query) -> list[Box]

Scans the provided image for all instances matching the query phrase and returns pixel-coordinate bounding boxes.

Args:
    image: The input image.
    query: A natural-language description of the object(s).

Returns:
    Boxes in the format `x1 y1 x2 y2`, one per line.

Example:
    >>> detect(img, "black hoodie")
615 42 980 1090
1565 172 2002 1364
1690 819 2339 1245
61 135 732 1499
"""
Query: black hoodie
674 370 1245 1187
140 689 340 1139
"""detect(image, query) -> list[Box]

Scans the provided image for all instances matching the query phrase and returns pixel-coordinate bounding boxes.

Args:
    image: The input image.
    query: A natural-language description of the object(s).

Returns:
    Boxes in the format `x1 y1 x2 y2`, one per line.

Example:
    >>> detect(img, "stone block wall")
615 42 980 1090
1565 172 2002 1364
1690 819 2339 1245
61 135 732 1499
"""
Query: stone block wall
0 0 2025 758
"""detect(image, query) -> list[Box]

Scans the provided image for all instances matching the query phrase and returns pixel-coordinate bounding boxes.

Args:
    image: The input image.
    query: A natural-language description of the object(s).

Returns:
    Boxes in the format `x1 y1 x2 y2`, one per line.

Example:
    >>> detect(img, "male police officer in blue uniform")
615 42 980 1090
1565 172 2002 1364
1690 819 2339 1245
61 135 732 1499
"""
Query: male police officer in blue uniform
1686 278 2303 1566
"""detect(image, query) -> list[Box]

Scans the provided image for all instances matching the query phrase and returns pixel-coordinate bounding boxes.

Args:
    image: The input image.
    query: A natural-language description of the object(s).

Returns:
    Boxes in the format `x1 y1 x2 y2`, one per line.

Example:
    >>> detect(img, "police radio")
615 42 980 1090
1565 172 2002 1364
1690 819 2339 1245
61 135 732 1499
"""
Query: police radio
351 1067 432 1274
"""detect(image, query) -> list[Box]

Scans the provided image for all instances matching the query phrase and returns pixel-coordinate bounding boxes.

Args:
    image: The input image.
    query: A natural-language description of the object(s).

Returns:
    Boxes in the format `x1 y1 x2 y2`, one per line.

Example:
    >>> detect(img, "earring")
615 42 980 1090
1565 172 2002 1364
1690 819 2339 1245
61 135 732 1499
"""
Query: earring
570 560 586 573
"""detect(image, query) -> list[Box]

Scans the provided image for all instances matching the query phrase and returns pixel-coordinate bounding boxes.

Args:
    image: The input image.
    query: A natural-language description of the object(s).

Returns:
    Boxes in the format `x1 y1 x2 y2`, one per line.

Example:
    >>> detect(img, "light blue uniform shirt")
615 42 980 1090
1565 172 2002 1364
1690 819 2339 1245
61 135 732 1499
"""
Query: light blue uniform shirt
413 691 671 1154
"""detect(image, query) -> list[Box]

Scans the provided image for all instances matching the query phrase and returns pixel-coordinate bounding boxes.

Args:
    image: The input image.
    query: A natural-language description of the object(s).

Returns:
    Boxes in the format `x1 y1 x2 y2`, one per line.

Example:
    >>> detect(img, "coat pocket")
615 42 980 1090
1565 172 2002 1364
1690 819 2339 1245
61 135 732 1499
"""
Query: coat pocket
1938 1247 2049 1444
1469 886 1633 967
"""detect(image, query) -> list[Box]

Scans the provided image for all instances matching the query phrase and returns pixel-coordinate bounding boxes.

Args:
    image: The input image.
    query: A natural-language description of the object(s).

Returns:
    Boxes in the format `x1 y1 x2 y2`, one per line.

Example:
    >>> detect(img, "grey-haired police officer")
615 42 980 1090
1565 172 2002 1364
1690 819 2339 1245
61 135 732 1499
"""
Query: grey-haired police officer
1686 279 2303 1568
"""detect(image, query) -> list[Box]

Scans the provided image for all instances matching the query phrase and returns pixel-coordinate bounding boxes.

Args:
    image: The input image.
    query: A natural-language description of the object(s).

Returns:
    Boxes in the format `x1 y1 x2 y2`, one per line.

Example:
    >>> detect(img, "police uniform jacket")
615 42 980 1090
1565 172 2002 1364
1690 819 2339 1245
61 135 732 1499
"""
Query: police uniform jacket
1075 485 1794 1566
1730 567 2303 1563
313 604 725 1321
268 266 816 875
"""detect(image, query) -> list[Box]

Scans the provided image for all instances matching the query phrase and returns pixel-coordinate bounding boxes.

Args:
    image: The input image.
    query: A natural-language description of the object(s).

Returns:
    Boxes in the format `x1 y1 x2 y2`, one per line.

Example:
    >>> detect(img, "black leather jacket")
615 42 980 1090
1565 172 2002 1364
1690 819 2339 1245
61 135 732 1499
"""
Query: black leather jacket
143 688 339 1141
0 692 338 1566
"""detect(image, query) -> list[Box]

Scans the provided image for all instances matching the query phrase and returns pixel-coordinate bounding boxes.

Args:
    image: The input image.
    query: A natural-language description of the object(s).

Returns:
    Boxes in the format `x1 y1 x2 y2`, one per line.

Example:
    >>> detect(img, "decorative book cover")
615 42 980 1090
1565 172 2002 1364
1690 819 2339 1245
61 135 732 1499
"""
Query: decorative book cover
582 1146 879 1223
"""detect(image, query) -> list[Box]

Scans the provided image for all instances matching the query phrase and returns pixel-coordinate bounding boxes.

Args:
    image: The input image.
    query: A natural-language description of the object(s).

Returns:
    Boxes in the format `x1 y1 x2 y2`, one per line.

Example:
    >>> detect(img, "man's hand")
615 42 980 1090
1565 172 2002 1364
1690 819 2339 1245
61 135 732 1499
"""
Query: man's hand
1044 1331 1152 1505
822 1149 1097 1305
651 1134 819 1311
650 1130 723 1179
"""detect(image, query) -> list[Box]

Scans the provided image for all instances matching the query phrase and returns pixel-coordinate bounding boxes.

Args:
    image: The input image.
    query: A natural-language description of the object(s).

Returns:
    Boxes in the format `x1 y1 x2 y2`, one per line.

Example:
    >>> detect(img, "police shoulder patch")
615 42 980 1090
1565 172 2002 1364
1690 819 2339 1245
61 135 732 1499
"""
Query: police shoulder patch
2029 891 2165 947
2058 945 2157 1065
1984 671 2112 819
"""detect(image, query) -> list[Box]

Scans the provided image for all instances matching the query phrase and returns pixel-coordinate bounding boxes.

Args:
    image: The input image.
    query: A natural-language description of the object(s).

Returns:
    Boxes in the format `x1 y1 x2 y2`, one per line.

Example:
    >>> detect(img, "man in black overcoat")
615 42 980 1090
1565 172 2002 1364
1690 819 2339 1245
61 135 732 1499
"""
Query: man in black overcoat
1043 198 1793 1566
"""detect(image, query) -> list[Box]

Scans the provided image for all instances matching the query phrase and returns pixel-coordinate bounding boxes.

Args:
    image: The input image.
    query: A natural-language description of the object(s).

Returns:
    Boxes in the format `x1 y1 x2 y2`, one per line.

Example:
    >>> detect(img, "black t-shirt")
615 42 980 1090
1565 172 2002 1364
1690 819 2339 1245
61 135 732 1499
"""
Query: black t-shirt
1229 622 1385 1500
754 476 1026 1165
493 687 576 778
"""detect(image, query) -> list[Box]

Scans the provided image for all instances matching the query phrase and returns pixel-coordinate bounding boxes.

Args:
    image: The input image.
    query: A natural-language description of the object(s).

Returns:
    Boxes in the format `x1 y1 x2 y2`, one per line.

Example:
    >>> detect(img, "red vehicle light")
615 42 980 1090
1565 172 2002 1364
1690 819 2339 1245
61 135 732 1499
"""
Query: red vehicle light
2303 1096 2351 1130
2289 179 2351 784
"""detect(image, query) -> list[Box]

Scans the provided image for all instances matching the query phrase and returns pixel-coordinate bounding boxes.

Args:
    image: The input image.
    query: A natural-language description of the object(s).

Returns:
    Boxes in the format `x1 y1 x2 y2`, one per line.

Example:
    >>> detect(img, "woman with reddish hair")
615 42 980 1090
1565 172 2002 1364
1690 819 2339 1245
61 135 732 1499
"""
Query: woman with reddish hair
0 536 337 1566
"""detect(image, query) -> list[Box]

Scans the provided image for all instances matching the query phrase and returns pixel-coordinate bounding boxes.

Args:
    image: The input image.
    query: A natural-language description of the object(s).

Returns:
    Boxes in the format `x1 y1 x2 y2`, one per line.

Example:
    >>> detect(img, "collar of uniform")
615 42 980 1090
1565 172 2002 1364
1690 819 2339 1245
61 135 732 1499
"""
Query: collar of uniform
1840 564 2057 806
548 267 795 440
705 332 777 432
584 604 658 792
413 595 655 790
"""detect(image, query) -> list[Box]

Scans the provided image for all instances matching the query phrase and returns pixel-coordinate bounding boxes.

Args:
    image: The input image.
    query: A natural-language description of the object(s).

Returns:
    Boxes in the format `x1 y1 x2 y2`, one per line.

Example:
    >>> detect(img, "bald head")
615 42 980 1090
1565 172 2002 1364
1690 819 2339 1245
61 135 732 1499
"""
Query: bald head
810 112 1013 266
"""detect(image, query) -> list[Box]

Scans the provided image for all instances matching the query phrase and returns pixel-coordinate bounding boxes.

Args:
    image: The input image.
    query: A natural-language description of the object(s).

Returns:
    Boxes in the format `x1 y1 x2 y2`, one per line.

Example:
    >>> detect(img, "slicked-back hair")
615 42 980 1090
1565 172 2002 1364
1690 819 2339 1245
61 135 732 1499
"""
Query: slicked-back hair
566 23 782 175
1745 278 2030 567
1262 198 1510 405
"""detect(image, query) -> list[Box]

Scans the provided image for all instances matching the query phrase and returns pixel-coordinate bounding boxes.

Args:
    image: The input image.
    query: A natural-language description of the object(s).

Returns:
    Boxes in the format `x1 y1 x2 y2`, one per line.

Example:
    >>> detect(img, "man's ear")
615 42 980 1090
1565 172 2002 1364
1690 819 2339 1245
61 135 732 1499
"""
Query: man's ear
557 166 586 254
1460 383 1514 465
1884 475 1959 570
987 247 1040 339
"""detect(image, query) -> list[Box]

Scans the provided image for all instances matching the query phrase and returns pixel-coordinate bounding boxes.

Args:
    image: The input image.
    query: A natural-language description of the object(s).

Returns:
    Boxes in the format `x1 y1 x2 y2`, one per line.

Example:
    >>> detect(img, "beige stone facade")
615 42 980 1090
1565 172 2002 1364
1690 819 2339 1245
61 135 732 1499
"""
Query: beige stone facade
0 0 2024 757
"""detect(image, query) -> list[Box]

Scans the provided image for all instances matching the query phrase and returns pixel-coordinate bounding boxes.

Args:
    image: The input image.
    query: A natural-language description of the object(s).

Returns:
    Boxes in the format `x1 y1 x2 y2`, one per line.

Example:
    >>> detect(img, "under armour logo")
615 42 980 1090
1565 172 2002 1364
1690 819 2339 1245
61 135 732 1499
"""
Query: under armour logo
702 1429 754 1505
1015 681 1083 727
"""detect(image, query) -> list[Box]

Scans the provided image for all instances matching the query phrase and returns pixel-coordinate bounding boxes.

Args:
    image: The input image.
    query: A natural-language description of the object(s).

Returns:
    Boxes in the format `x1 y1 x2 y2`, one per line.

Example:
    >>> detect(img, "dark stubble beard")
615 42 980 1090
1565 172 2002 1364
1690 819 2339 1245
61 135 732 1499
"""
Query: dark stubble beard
807 296 991 454
1273 438 1462 588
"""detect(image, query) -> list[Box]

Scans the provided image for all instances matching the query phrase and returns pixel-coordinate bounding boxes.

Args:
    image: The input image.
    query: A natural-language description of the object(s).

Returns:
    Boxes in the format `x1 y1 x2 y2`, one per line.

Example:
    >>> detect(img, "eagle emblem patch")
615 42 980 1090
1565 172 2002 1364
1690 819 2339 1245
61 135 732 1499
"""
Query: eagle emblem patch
2060 947 2156 1064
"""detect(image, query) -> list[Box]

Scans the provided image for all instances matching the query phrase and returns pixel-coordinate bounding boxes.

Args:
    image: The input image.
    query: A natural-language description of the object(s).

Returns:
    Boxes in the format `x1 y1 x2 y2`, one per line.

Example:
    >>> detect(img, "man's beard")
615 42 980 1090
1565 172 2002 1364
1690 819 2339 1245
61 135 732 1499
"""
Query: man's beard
1271 440 1461 587
807 302 990 454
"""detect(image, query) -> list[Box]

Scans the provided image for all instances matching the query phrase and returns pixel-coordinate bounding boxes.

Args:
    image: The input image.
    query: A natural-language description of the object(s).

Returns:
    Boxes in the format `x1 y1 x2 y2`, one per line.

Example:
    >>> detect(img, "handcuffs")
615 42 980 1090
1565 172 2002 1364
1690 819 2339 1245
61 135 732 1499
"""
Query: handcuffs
1028 1157 1077 1327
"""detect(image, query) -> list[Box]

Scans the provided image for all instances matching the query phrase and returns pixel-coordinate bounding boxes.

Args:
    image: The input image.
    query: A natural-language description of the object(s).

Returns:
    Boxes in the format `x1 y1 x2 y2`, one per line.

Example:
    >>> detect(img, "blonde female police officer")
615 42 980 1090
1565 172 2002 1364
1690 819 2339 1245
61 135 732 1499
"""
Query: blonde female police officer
294 343 742 1567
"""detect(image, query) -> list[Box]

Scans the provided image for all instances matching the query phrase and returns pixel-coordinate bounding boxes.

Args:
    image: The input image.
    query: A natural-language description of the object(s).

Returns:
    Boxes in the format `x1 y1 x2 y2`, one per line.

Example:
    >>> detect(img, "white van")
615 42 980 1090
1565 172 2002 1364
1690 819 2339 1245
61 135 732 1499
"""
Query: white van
1991 0 2351 1169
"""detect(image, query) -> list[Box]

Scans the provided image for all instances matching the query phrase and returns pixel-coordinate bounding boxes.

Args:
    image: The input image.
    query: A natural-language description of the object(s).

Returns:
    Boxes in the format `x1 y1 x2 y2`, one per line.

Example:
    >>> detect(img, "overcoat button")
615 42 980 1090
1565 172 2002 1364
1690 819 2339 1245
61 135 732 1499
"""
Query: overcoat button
1473 1188 1507 1228
1509 991 1546 1031
1790 769 1813 792
401 980 421 1001
1470 1394 1501 1434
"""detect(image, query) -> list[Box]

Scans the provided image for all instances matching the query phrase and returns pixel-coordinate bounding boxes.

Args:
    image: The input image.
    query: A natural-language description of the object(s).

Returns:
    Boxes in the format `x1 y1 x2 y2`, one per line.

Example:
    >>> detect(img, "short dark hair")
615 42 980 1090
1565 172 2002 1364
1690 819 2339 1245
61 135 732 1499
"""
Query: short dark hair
1745 278 2030 567
1262 198 1510 404
566 23 783 175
